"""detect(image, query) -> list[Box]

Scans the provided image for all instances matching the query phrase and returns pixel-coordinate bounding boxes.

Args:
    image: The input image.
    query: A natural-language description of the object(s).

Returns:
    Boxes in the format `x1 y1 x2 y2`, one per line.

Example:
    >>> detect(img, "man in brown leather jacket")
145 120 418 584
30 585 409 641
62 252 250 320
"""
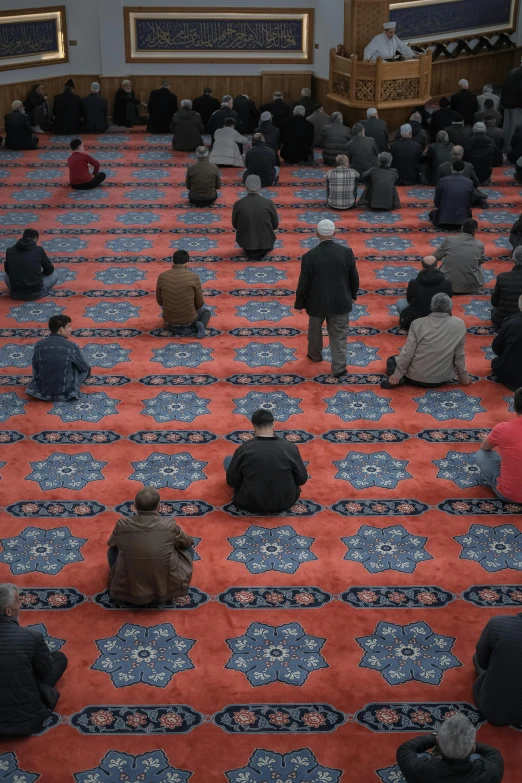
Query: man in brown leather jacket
107 487 194 605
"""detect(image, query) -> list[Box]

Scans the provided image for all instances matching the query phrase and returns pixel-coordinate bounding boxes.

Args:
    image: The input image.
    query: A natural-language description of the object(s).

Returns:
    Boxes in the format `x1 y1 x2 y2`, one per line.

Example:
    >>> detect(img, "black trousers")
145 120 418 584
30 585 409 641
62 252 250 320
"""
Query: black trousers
243 247 274 260
43 651 68 687
71 172 106 190
190 198 217 207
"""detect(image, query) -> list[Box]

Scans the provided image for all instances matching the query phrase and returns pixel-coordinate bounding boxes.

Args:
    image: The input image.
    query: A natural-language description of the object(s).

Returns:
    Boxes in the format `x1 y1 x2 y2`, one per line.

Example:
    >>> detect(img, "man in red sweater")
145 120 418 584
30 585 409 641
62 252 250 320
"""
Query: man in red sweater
475 386 522 503
67 137 106 190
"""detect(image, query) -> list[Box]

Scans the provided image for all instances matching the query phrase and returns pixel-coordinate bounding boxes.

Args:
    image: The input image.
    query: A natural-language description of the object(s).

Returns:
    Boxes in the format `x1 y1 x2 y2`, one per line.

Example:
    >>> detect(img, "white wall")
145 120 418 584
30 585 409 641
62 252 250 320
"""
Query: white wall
0 0 344 84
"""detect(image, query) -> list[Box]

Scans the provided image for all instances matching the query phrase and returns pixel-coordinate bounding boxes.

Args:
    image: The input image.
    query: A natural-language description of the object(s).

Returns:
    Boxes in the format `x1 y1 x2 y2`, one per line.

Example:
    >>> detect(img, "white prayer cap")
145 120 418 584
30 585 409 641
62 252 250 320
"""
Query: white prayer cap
317 219 335 237
383 21 396 29
459 79 469 89
245 175 261 192
260 111 272 121
367 107 377 117
473 122 486 133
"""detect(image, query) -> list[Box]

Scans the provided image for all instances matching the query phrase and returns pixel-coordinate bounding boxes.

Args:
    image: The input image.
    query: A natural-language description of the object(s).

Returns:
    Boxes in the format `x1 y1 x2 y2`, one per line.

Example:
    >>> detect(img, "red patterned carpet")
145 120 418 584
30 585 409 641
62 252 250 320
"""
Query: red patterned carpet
0 132 521 783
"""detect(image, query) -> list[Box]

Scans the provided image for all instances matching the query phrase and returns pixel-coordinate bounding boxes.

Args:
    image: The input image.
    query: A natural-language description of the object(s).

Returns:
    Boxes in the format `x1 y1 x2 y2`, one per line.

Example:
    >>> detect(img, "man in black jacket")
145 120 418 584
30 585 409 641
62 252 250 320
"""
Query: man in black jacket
225 409 307 514
254 112 281 164
207 96 238 142
450 79 479 126
429 96 459 140
491 301 522 390
4 228 57 300
445 115 473 147
396 256 453 329
430 160 474 229
0 583 68 737
360 108 389 152
293 87 316 117
501 62 522 152
81 82 109 133
491 246 522 328
295 219 359 378
147 81 178 133
464 123 496 184
193 88 220 130
396 712 504 783
473 612 522 726
280 106 314 164
233 94 260 134
52 79 82 135
438 146 480 187
390 124 423 184
260 91 292 130
4 101 39 150
243 134 279 186
346 123 379 176
113 80 147 128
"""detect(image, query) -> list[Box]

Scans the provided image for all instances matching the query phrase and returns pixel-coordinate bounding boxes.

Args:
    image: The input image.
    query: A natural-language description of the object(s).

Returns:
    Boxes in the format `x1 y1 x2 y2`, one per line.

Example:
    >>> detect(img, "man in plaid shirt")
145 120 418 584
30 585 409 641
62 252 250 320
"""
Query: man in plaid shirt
325 155 359 209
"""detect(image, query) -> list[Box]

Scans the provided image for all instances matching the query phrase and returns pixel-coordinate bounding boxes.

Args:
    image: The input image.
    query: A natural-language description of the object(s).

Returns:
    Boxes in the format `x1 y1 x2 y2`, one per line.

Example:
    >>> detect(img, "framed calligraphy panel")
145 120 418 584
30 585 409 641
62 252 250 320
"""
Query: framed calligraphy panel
123 7 313 63
0 6 68 71
390 0 518 43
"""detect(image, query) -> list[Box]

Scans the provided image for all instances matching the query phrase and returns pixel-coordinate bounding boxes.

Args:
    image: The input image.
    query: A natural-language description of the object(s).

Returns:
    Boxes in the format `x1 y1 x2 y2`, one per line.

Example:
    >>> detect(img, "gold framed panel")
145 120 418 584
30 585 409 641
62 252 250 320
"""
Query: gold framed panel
0 6 68 72
123 7 314 64
390 0 519 44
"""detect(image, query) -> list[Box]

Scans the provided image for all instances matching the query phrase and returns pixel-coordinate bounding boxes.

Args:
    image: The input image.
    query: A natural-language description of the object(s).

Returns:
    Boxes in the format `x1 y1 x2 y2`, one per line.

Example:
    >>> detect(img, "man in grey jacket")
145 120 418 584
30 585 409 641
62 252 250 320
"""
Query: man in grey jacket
382 292 471 389
434 218 487 294
26 314 90 401
232 175 279 260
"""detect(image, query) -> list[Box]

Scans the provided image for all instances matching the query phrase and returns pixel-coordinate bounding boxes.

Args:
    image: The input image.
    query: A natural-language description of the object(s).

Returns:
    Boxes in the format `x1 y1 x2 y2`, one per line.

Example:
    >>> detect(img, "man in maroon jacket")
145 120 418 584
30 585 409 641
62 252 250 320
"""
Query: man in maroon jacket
67 138 106 190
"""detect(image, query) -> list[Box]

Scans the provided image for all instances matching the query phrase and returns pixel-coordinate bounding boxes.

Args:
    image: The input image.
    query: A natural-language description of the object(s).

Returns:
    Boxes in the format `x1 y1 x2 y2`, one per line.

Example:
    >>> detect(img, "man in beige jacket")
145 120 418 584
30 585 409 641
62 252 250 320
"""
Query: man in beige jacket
382 292 471 389
156 249 210 337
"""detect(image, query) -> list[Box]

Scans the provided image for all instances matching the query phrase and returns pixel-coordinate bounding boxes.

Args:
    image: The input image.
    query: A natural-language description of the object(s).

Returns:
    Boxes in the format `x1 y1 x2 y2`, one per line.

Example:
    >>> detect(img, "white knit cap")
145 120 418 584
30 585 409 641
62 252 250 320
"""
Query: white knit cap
317 219 335 236
383 21 396 29
367 107 377 117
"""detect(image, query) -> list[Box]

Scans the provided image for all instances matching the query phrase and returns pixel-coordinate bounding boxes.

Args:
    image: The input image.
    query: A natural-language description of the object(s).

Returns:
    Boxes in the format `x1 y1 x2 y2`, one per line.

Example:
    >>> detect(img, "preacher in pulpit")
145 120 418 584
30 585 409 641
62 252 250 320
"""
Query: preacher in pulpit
364 21 417 62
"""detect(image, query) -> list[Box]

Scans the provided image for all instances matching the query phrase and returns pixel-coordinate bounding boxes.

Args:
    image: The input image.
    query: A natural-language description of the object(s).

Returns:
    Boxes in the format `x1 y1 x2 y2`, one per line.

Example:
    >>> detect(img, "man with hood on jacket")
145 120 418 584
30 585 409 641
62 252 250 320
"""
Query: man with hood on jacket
395 255 453 330
4 228 57 300
0 583 68 737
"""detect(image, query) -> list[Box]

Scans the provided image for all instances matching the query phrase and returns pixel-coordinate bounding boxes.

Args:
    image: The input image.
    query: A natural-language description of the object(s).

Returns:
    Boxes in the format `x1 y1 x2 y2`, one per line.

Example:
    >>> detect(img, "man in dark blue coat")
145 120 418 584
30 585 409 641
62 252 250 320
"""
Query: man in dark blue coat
26 314 90 401
473 613 522 726
0 583 67 737
4 228 57 300
491 303 522 390
429 160 474 229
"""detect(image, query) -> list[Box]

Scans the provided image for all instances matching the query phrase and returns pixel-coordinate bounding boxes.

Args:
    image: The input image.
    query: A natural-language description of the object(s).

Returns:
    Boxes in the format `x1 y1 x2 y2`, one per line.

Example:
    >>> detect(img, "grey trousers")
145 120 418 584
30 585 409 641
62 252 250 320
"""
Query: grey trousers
308 313 349 375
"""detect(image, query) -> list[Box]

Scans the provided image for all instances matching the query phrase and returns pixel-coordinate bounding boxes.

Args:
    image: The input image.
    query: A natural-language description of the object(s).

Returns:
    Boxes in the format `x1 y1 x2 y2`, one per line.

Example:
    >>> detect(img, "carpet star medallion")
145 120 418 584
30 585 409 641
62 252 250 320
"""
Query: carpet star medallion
324 390 394 422
129 452 207 489
225 622 328 686
151 343 213 368
232 391 303 422
455 524 522 572
141 391 211 423
73 750 192 782
26 452 107 490
356 621 461 685
84 302 141 323
227 525 317 574
226 749 341 783
0 526 87 575
82 343 131 368
91 623 195 688
48 392 119 423
234 342 297 368
334 451 412 489
414 390 486 421
343 525 432 573
0 753 39 783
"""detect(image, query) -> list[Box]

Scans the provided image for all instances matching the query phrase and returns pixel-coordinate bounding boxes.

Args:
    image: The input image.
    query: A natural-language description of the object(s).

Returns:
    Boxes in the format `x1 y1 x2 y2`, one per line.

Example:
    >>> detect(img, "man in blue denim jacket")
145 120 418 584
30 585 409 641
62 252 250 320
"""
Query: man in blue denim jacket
26 314 90 401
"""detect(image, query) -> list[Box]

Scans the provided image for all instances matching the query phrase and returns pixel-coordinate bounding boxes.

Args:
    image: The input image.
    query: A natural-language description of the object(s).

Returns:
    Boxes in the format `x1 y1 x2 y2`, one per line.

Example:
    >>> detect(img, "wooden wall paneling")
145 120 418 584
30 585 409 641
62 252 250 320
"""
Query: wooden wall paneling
312 76 337 114
0 75 98 131
431 49 521 100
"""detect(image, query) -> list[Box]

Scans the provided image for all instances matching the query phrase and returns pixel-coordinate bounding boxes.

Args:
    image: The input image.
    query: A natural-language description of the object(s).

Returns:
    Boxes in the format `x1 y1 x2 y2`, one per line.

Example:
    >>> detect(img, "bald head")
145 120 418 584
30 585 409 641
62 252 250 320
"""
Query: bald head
421 255 438 270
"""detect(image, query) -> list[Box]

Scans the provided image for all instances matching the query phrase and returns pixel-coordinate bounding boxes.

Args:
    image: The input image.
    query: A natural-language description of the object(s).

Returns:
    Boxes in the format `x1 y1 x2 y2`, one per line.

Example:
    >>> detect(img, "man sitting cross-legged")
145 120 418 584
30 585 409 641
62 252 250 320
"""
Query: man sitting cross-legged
107 487 195 606
382 292 470 389
224 409 308 514
0 583 68 737
156 249 211 337
232 174 279 260
67 138 106 190
185 146 221 208
26 314 91 401
475 386 522 504
4 228 57 300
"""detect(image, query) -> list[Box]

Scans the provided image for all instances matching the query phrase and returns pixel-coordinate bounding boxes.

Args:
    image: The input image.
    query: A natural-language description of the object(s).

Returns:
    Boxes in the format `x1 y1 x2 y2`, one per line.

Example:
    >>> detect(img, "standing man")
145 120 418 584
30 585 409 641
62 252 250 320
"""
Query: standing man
232 175 279 260
67 138 106 190
361 108 389 152
147 80 178 133
364 21 417 62
450 79 479 126
295 219 359 378
0 583 68 737
501 58 522 151
345 123 379 176
52 79 82 135
260 91 292 129
293 87 316 117
193 87 220 130
81 82 108 134
3 101 39 150
207 95 238 141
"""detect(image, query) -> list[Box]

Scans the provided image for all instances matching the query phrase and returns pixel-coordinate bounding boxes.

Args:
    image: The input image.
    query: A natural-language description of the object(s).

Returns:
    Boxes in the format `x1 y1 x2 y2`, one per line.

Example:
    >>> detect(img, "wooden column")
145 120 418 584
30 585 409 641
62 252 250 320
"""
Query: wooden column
344 0 390 59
